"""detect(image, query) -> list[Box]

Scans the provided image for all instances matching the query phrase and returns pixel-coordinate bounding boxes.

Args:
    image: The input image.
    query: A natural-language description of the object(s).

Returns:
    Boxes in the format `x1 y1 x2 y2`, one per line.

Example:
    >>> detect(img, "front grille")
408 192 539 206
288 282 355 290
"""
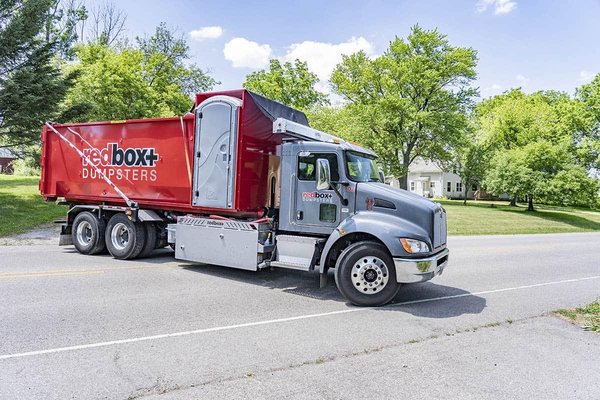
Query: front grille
433 208 447 249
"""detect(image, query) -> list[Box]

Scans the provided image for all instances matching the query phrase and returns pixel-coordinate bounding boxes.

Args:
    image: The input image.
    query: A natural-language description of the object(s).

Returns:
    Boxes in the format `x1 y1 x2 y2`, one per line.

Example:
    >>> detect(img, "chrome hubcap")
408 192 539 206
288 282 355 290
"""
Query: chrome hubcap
76 221 93 245
351 256 389 294
110 222 130 251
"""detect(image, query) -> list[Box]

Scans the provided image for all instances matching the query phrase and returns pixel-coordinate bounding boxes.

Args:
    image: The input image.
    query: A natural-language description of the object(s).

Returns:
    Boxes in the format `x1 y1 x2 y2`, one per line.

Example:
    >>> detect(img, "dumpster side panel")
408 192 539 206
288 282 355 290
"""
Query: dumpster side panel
41 116 195 211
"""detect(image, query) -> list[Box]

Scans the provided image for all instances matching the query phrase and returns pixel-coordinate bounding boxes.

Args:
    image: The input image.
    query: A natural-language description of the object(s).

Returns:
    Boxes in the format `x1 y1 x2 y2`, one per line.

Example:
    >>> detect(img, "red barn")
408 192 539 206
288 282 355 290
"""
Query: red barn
0 148 16 174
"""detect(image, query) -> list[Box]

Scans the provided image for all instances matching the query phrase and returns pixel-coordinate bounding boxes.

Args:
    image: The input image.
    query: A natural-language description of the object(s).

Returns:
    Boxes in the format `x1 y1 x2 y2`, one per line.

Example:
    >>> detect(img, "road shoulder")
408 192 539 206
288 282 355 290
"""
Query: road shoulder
147 315 600 400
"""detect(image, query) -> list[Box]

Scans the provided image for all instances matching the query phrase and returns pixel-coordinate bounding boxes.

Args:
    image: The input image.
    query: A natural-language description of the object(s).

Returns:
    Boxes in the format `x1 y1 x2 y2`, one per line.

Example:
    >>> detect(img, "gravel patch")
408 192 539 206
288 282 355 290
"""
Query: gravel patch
0 224 61 246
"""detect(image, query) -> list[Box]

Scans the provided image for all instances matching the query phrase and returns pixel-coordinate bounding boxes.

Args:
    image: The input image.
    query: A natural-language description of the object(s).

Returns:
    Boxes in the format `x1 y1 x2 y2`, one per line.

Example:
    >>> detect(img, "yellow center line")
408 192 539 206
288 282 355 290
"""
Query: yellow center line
0 270 105 279
0 264 181 280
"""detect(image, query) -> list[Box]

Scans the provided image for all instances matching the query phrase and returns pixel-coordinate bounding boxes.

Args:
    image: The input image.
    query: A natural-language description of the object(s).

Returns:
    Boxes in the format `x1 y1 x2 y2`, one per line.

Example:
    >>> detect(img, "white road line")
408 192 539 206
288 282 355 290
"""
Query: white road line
387 275 600 307
1 275 599 361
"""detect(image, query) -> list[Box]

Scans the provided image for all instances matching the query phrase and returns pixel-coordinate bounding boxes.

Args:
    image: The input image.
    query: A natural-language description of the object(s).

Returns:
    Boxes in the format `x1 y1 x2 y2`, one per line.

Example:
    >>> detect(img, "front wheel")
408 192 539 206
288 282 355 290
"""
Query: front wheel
334 241 400 307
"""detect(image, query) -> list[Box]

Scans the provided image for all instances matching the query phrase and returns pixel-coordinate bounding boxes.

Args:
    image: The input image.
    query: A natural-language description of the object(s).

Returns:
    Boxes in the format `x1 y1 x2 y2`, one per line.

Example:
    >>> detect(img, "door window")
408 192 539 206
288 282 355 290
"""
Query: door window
298 153 339 181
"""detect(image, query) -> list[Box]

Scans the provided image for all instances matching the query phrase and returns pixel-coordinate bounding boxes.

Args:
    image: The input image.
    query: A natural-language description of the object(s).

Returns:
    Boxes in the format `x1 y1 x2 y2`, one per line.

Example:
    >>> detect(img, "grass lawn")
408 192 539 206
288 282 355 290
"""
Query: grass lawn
556 300 600 332
1 175 600 238
0 175 64 237
438 199 600 235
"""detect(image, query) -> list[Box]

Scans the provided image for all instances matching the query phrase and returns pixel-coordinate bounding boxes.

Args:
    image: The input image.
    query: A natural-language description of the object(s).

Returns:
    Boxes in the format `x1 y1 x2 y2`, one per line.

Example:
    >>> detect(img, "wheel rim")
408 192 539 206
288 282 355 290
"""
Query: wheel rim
110 222 130 251
351 256 389 294
76 221 93 245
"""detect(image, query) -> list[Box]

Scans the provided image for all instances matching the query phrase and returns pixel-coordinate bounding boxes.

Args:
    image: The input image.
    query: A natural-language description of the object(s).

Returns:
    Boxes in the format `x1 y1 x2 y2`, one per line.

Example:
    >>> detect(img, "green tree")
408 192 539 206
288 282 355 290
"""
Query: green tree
330 25 478 189
545 165 599 207
0 0 83 151
64 23 218 121
476 89 598 209
454 135 489 205
484 141 570 211
305 105 360 139
575 74 600 171
244 59 328 111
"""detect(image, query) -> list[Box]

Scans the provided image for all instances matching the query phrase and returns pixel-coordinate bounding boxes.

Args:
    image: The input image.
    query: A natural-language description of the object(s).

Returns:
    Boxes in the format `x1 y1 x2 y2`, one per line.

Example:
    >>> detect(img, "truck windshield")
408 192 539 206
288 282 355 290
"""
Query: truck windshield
345 151 382 182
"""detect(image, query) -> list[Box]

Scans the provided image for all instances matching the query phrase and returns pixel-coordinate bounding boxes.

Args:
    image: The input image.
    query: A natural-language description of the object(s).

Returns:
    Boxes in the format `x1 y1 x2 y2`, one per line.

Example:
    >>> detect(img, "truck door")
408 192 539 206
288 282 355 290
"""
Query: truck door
192 96 241 208
293 152 342 235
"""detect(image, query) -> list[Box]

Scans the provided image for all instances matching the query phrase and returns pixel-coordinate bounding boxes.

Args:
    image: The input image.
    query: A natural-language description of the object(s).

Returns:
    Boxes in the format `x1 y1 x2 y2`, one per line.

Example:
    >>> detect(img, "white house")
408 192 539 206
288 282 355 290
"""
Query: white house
387 158 477 199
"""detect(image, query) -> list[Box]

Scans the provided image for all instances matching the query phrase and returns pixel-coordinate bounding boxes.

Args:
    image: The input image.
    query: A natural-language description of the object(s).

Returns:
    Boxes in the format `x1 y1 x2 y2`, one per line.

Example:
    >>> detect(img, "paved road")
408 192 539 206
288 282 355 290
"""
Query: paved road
0 233 599 399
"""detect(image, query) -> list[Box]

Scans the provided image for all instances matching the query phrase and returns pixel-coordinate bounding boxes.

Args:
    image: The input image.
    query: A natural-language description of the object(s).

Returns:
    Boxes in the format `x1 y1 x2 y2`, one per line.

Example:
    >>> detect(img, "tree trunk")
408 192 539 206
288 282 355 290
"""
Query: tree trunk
527 196 534 212
510 196 517 207
398 175 408 190
398 157 411 190
463 183 468 205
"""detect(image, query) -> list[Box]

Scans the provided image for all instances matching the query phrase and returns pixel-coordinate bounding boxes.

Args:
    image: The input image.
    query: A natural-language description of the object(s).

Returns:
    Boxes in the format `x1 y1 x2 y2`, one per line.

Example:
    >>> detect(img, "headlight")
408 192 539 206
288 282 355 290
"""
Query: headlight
400 238 430 254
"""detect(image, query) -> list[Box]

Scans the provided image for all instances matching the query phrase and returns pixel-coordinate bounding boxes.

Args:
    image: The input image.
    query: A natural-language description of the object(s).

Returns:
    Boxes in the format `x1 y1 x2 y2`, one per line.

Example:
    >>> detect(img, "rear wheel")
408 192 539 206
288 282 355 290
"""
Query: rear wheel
72 212 106 255
334 241 400 307
138 223 157 258
105 213 146 259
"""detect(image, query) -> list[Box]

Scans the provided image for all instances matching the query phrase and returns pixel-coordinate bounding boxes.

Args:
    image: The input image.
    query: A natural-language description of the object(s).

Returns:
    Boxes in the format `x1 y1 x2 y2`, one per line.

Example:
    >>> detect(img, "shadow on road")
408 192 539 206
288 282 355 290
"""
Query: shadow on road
59 245 486 318
62 247 176 264
181 263 486 318
385 282 487 318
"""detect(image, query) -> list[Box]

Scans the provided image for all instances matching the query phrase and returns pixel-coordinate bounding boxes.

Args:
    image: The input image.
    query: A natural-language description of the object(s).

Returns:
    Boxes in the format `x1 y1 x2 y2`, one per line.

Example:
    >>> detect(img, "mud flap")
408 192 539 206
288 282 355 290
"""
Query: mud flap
59 224 73 246
320 270 328 288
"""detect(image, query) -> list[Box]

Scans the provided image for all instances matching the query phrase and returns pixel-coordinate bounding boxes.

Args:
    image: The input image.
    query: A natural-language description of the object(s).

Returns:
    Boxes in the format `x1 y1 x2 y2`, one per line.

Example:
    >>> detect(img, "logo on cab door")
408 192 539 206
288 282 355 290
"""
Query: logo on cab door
302 191 333 202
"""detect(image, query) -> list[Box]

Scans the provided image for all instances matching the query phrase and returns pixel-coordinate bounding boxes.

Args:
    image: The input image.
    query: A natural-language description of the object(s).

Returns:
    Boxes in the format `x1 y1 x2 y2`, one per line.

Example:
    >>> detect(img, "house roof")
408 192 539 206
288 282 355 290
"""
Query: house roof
0 148 17 159
409 158 444 173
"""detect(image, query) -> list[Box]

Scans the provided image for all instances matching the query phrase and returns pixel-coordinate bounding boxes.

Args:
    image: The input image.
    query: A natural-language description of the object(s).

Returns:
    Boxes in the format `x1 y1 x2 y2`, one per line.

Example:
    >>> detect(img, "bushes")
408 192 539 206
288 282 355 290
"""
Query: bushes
12 157 40 176
543 166 599 208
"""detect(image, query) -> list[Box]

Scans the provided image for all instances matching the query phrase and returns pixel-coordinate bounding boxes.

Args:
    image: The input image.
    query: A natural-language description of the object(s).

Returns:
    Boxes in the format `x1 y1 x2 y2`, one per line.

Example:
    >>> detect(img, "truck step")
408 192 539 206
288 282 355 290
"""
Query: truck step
274 234 319 271
269 261 311 271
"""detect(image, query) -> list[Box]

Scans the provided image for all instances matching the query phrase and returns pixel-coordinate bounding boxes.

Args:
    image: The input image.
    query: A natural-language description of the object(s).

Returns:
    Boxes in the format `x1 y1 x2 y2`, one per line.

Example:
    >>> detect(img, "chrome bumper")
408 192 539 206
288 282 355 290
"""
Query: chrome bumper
393 248 449 283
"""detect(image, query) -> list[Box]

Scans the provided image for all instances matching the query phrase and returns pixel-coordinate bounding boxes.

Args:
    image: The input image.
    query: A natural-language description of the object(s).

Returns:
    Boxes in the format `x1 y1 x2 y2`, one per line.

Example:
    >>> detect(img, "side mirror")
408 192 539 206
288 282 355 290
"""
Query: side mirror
316 158 331 190
378 169 385 183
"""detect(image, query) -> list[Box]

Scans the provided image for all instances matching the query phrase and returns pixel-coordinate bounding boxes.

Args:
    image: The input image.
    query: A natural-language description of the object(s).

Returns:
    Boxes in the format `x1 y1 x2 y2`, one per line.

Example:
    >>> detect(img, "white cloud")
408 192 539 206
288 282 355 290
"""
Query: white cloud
284 37 374 81
516 74 529 85
189 26 223 41
578 70 595 83
481 83 503 98
476 0 517 15
223 38 272 68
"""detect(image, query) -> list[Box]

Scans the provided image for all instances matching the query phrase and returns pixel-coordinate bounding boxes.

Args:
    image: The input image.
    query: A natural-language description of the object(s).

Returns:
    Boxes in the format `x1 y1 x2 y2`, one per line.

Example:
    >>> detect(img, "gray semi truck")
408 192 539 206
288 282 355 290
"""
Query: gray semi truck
43 90 448 307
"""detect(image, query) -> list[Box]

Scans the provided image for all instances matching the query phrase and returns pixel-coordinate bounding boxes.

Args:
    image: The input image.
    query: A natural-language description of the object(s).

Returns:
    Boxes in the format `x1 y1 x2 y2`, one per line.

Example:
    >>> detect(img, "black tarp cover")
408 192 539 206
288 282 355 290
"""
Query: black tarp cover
247 91 309 126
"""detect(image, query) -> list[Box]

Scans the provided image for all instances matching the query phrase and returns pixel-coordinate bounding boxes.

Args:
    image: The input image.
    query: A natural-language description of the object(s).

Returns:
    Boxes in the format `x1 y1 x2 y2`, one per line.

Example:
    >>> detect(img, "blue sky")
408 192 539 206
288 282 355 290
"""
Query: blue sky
111 0 600 99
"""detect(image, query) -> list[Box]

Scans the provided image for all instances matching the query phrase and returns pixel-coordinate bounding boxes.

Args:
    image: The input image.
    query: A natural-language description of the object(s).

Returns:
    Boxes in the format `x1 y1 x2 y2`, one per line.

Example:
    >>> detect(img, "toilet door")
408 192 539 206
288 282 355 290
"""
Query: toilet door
192 96 241 208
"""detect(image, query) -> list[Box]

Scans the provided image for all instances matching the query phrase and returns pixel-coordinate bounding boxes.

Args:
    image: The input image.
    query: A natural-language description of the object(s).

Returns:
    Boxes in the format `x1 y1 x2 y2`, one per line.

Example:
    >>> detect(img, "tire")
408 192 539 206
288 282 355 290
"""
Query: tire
105 213 146 260
71 211 106 255
334 241 401 307
138 223 157 258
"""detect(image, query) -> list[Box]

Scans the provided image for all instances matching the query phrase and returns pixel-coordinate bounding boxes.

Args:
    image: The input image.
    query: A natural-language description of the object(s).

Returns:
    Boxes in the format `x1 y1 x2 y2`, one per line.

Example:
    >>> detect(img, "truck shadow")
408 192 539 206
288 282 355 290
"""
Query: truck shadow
180 264 486 318
385 282 487 318
62 248 177 263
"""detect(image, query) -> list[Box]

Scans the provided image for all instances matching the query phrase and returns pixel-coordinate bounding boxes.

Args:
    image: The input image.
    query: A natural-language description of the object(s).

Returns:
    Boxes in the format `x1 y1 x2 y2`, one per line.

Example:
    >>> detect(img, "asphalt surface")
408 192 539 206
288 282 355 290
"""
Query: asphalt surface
0 232 599 399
